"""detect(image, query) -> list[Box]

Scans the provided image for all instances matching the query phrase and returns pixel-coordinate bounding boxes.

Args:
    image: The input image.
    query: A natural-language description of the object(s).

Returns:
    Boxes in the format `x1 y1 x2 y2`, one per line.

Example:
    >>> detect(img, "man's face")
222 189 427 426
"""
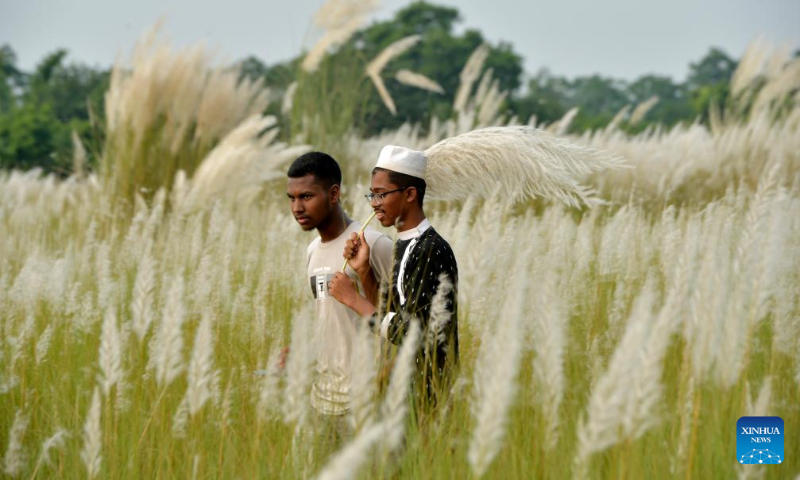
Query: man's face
370 169 408 228
287 174 335 231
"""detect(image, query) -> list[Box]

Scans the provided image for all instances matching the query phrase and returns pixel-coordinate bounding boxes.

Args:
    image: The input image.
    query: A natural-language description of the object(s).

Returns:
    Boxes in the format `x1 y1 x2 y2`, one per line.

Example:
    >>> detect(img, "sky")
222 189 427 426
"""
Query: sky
1 0 798 82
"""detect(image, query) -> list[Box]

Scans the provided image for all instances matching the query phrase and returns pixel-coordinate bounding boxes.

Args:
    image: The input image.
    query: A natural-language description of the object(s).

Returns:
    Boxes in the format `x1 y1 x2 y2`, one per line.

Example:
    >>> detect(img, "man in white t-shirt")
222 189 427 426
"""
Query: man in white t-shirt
286 152 394 422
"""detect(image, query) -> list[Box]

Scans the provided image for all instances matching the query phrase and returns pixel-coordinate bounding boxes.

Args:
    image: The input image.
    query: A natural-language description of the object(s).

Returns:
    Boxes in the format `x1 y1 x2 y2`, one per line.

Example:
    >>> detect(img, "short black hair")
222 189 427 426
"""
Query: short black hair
288 152 342 189
372 167 426 207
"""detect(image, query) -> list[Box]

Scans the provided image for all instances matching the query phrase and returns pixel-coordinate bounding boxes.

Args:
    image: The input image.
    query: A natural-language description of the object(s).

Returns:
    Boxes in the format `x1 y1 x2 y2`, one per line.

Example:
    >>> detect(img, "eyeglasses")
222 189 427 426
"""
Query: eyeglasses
364 187 408 205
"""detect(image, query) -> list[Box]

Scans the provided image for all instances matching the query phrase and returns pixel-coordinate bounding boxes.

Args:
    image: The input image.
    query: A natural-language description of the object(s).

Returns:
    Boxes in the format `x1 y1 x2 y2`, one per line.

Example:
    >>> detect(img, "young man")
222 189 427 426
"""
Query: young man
286 152 394 420
329 145 459 406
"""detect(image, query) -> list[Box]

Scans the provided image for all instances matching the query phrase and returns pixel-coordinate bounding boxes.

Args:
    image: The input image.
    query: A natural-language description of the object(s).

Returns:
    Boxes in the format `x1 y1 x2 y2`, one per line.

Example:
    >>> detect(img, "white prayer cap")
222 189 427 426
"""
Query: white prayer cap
375 145 427 180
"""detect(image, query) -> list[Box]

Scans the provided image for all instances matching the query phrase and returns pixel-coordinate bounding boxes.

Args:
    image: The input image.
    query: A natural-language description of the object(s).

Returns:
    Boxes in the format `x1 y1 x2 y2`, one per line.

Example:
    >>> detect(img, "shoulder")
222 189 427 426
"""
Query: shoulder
306 237 321 256
362 227 391 247
423 228 454 252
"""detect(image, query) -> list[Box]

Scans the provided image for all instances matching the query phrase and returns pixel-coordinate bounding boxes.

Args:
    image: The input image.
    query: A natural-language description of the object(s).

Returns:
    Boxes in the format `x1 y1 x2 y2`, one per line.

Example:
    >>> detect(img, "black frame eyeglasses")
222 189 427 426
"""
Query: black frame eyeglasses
364 187 408 204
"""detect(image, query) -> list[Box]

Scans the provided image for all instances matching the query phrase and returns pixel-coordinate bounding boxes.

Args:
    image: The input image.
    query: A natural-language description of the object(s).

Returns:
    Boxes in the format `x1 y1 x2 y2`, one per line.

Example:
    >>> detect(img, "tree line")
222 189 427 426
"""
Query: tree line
0 2 748 174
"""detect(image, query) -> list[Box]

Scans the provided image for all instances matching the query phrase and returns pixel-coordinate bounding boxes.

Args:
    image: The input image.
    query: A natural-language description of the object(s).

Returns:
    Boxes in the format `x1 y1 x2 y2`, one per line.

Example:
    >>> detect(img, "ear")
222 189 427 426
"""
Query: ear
330 184 340 204
405 186 417 204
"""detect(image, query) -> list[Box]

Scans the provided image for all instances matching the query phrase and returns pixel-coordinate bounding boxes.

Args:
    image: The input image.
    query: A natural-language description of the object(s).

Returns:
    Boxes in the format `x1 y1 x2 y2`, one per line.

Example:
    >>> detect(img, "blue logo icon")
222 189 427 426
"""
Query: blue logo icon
737 417 784 465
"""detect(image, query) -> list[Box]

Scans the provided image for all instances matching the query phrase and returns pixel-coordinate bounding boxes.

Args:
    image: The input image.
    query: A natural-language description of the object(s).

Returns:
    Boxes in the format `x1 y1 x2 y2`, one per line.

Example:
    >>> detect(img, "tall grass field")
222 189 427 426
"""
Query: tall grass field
1 10 799 480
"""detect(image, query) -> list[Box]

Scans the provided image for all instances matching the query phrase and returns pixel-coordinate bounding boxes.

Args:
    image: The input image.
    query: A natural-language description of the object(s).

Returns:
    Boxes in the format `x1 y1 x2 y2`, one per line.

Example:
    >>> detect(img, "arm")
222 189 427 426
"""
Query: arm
343 231 381 304
355 265 381 306
329 272 377 317
380 238 455 345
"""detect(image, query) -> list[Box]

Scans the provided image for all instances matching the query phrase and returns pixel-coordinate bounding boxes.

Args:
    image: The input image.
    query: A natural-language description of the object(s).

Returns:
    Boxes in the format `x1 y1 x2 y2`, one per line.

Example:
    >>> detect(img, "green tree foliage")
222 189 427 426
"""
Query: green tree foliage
0 4 747 171
0 46 108 174
254 2 523 137
685 47 737 120
628 74 693 125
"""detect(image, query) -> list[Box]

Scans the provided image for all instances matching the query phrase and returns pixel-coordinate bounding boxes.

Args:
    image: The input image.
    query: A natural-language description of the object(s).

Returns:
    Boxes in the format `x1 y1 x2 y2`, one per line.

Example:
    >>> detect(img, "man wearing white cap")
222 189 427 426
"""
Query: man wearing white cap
329 145 459 406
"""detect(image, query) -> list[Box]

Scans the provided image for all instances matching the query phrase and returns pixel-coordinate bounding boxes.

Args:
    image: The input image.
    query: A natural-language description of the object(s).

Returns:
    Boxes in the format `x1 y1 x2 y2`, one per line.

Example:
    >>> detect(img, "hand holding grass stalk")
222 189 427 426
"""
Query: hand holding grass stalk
341 211 377 272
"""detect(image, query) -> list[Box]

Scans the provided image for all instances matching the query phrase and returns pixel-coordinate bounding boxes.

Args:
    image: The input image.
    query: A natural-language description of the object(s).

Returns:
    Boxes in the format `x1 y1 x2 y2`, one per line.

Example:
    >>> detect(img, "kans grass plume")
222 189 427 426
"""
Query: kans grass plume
468 267 526 478
379 320 422 453
187 311 215 416
154 277 186 387
3 411 28 477
454 44 490 115
630 96 660 125
366 35 422 115
80 388 102 479
395 69 445 94
423 126 627 206
302 0 380 73
102 24 271 205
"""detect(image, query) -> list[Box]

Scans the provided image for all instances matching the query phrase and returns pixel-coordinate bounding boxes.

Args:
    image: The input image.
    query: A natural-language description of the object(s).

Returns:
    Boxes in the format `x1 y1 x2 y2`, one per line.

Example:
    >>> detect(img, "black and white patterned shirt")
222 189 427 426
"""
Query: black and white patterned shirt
372 219 459 379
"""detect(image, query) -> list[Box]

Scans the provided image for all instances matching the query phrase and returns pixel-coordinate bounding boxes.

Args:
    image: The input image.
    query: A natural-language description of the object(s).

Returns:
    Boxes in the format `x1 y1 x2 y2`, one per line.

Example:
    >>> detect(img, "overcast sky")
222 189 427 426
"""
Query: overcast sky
2 0 798 81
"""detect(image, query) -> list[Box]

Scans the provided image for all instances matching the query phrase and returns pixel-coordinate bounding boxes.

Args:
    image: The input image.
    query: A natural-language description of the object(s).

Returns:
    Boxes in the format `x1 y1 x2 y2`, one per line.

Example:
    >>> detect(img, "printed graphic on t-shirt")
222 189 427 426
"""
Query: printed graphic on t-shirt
310 266 334 300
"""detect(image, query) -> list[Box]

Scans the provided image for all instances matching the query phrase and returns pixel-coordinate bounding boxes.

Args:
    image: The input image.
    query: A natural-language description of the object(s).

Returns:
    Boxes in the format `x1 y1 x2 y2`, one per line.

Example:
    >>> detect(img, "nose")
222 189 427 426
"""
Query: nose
291 199 304 214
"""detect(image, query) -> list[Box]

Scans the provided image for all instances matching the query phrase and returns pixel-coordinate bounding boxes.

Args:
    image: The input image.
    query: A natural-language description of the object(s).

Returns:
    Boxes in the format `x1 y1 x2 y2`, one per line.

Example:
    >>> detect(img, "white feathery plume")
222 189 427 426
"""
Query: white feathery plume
171 395 189 438
187 311 215 416
94 242 115 312
474 68 495 106
394 69 444 94
348 325 379 431
220 380 233 430
35 324 54 365
366 35 421 78
301 0 379 72
477 79 508 127
423 125 626 206
98 306 123 397
131 248 156 342
302 16 364 73
629 96 659 125
548 107 579 136
155 277 186 387
454 44 490 115
365 36 422 115
256 347 284 424
282 304 315 428
34 428 69 470
282 82 297 115
730 36 769 98
673 374 695 475
746 376 772 417
80 388 102 479
531 260 566 450
315 422 384 480
71 129 87 178
368 71 397 115
3 410 28 477
605 105 631 131
752 56 800 114
574 281 678 475
737 377 774 478
379 320 421 453
468 269 525 477
183 115 310 211
426 274 454 353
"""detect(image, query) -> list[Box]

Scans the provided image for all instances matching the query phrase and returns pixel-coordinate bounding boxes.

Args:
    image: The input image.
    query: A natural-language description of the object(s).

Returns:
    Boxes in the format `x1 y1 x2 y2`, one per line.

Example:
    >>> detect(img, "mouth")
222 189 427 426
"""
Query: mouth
295 216 311 225
373 210 385 221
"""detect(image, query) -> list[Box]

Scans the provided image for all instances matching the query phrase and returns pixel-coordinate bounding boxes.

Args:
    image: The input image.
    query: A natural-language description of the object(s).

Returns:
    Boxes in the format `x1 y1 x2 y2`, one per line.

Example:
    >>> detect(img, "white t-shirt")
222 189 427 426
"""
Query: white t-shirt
306 220 393 415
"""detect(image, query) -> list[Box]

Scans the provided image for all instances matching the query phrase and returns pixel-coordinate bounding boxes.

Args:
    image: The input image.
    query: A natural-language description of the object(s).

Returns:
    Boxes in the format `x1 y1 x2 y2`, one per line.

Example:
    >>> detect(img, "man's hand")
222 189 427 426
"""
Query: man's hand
344 231 370 275
329 272 358 308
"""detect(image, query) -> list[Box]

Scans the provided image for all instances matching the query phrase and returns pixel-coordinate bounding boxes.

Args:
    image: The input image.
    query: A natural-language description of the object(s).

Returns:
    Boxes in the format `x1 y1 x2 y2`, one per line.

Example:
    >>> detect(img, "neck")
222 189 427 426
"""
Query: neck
318 206 351 242
397 208 426 232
